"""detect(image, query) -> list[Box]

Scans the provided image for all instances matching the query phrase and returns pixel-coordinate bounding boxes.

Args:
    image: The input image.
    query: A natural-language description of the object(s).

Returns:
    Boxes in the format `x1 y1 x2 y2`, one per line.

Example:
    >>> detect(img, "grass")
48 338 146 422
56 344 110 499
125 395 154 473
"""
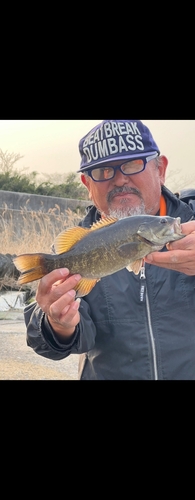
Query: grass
0 203 84 295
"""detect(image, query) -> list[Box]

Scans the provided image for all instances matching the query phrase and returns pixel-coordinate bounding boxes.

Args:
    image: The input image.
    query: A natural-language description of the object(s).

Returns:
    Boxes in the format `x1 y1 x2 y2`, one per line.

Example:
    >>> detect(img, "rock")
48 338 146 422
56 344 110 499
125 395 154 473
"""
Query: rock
0 254 35 303
0 254 19 279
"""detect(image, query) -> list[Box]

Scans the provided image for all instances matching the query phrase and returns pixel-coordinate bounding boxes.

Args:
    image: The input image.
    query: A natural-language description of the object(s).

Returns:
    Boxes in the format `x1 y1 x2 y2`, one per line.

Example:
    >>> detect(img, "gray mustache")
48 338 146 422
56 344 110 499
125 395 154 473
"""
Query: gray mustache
107 186 141 202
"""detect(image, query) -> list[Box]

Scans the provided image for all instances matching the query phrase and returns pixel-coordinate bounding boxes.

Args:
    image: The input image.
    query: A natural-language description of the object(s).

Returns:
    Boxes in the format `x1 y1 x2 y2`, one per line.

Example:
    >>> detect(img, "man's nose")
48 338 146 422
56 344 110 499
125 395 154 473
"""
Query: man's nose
113 168 131 185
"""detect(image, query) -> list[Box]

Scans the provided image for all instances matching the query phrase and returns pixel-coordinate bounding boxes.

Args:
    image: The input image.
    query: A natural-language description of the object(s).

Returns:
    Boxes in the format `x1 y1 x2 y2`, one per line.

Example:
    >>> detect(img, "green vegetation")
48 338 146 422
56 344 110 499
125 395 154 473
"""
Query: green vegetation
0 150 88 200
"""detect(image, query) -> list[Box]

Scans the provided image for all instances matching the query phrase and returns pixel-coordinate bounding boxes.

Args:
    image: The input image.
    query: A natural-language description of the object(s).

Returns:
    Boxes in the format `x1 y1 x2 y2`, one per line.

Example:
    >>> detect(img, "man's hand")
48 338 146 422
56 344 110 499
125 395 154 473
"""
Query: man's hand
144 221 195 275
35 268 81 340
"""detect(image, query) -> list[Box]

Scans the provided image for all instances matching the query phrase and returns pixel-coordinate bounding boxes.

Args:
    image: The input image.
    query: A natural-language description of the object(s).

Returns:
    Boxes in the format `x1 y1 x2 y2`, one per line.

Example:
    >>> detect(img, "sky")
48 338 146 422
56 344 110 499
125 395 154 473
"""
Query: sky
0 119 194 192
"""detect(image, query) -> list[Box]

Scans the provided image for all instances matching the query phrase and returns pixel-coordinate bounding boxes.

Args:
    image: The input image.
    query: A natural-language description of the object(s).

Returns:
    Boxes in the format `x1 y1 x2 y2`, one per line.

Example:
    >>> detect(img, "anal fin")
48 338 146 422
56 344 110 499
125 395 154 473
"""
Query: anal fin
74 277 100 297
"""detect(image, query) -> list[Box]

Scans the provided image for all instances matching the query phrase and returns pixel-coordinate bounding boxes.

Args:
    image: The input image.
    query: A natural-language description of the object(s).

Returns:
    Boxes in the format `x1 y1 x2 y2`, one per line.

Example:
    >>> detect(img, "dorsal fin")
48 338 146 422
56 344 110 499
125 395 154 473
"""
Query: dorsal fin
54 226 90 254
54 217 118 254
90 216 118 231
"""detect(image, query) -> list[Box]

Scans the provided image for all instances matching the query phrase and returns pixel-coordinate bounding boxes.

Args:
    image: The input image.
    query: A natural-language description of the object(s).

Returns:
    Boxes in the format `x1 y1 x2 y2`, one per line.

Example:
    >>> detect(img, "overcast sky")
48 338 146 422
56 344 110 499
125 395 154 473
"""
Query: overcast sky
0 119 194 192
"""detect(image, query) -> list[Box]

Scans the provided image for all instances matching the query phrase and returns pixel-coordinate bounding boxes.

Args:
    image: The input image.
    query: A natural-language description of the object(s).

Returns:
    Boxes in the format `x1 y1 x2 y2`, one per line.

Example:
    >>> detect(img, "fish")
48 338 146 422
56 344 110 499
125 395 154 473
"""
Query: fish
13 214 185 297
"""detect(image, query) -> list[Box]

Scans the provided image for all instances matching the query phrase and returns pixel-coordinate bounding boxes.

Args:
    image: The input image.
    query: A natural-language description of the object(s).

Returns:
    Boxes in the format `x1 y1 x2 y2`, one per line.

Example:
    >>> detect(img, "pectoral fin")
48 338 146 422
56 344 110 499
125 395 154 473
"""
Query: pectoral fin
127 259 143 275
118 242 141 259
74 277 100 297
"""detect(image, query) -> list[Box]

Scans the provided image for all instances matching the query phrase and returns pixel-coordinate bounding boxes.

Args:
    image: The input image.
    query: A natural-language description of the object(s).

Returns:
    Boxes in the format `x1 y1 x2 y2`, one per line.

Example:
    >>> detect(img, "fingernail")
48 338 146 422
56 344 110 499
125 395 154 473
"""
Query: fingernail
145 254 153 262
73 298 81 310
59 268 69 276
74 274 81 282
68 289 76 298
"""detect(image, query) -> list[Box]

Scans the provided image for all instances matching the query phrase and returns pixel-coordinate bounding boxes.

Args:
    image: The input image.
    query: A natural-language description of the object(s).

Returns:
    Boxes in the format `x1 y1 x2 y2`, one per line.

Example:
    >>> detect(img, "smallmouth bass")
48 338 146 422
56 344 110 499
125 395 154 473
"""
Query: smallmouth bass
13 215 184 297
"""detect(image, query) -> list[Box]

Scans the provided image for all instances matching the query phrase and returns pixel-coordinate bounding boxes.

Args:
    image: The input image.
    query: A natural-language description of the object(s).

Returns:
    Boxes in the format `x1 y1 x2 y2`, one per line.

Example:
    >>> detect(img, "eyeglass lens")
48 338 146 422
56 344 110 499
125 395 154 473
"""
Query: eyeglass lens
91 159 144 181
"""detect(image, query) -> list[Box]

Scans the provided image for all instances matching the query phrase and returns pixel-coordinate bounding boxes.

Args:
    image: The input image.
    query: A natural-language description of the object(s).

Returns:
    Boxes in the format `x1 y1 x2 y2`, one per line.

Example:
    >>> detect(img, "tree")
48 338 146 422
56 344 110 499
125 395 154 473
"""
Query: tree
0 149 39 192
0 150 24 174
166 168 195 193
0 149 88 200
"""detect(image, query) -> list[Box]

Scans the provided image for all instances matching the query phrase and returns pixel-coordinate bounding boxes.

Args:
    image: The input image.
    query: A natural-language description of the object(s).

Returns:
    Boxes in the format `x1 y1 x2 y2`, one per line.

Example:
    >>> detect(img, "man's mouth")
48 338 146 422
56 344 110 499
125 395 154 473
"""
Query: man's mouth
107 188 141 203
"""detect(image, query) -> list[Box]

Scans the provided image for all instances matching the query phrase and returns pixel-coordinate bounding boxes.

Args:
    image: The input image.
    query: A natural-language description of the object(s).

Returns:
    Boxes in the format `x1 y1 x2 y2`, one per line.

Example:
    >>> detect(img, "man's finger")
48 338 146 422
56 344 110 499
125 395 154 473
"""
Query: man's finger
181 221 195 234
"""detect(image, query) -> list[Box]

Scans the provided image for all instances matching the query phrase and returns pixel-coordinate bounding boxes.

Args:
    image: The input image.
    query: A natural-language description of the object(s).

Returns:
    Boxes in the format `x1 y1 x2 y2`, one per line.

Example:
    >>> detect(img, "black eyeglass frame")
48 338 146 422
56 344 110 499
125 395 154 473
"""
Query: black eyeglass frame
85 152 159 182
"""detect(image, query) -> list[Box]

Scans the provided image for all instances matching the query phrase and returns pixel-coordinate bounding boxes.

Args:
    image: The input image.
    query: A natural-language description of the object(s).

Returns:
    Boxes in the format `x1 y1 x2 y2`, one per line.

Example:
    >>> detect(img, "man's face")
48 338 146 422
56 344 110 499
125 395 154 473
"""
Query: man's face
81 155 168 217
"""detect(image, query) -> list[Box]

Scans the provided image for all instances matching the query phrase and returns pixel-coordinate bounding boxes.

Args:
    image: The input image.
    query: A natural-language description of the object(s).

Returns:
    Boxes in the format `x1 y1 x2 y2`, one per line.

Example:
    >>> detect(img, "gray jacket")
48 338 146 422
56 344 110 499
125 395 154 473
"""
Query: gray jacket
24 186 195 380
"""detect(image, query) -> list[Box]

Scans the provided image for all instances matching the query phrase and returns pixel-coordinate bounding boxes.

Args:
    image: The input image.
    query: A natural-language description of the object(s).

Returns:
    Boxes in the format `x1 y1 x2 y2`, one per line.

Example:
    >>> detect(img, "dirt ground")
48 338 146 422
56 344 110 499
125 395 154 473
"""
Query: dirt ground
0 310 78 380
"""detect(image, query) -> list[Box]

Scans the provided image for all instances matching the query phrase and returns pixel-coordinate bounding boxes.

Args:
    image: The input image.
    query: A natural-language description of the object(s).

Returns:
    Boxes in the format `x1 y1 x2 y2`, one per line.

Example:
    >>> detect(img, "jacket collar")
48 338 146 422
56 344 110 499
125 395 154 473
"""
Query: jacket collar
162 185 195 222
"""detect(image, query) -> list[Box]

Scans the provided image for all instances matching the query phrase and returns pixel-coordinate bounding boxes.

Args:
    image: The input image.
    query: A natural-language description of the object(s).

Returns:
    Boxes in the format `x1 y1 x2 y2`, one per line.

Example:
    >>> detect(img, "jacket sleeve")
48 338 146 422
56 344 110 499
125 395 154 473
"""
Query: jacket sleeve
24 300 97 361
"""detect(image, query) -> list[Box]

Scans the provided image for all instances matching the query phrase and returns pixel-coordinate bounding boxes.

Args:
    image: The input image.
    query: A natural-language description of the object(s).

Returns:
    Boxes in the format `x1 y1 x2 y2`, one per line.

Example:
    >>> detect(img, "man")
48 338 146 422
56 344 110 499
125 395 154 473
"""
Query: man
24 120 195 380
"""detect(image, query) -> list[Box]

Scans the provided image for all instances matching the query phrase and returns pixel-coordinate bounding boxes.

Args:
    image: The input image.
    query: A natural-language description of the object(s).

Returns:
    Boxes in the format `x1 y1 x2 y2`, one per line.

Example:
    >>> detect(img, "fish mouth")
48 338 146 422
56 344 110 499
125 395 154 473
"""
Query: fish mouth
138 217 183 246
173 217 183 235
138 235 162 247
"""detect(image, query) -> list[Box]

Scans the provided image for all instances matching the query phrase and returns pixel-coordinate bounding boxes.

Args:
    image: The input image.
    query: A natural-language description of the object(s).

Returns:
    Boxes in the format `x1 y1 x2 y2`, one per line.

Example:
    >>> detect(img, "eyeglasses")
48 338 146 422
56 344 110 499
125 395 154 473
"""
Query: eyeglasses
86 152 159 182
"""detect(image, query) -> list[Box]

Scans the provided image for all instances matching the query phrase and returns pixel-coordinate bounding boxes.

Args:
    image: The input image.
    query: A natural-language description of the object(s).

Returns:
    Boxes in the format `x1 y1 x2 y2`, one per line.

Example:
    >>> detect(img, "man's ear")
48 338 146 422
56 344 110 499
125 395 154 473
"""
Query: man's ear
81 173 90 188
81 173 92 200
158 155 168 185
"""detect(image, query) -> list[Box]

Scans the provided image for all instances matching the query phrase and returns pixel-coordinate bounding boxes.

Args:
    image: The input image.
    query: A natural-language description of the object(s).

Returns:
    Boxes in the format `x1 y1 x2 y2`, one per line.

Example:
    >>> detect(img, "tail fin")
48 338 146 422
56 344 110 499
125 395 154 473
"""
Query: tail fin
13 253 47 285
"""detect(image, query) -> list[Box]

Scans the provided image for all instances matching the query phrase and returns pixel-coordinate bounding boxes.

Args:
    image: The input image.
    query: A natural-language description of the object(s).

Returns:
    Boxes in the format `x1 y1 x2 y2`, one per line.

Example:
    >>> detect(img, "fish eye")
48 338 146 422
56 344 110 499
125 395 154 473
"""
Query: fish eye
160 218 167 224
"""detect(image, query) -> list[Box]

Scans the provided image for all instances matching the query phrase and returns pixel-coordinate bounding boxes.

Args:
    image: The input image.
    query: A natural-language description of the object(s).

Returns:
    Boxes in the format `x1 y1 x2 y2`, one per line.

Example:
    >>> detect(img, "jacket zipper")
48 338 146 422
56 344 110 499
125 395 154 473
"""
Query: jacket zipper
140 262 158 380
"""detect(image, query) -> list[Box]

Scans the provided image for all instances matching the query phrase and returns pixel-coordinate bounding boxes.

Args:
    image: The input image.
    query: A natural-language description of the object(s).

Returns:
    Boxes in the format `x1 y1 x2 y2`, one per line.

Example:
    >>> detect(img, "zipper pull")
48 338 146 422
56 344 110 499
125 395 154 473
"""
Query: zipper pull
140 261 146 302
140 266 145 279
